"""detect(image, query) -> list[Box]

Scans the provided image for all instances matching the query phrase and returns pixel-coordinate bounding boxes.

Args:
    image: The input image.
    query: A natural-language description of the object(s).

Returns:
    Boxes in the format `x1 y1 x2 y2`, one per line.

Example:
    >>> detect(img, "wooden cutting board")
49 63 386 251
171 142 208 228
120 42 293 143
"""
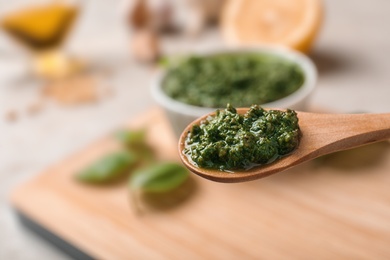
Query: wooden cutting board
11 108 390 259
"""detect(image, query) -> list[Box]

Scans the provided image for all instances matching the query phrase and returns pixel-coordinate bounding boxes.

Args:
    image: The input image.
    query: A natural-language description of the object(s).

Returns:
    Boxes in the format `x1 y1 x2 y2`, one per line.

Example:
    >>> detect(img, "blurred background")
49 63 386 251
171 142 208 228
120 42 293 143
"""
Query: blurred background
1 0 390 259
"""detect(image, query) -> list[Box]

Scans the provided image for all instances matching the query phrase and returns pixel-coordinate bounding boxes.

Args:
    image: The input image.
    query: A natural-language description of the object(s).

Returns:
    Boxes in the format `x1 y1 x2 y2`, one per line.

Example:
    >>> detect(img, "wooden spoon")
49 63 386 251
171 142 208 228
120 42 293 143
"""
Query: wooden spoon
178 108 390 183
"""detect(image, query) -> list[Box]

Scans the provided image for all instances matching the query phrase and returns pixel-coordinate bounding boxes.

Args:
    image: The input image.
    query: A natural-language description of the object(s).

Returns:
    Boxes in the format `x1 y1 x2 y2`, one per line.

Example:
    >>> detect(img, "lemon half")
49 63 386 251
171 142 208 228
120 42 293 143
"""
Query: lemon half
221 0 323 52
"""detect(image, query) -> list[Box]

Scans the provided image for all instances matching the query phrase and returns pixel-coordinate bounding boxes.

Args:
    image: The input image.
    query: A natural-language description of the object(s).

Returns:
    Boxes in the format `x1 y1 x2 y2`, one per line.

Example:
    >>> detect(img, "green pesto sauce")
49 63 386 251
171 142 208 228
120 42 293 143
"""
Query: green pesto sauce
162 53 305 108
184 104 300 171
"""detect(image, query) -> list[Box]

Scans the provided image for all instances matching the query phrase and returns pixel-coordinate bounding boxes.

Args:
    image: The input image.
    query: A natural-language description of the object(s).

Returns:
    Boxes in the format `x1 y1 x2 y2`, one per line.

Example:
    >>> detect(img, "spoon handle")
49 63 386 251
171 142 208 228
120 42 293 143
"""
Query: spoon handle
299 112 390 159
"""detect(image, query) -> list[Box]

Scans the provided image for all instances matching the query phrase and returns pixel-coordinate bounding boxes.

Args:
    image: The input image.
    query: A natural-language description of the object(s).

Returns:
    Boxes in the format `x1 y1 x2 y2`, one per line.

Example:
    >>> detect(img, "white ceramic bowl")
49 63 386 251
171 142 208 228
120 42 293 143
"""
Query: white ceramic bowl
151 47 317 138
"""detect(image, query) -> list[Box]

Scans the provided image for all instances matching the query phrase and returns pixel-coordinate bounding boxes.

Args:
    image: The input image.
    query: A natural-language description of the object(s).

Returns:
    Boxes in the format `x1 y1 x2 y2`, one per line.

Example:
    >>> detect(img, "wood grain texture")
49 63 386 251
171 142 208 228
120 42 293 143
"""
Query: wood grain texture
11 108 390 259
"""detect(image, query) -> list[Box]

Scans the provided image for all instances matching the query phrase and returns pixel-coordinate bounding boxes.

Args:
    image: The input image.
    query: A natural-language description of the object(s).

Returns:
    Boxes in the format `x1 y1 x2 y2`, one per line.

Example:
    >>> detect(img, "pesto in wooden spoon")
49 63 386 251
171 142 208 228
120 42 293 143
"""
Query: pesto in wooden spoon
179 108 390 183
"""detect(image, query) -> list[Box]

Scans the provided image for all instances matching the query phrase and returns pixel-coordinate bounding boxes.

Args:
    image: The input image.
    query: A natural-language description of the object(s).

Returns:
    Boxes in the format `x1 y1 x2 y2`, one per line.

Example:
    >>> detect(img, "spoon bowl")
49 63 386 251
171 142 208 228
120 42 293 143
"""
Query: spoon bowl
178 108 390 183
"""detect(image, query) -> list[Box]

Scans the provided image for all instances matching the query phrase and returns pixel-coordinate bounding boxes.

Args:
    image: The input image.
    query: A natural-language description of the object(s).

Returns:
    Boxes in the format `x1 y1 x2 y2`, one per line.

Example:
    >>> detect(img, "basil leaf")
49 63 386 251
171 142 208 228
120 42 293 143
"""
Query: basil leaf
115 129 155 162
77 151 138 183
158 56 170 68
129 162 189 193
114 129 146 147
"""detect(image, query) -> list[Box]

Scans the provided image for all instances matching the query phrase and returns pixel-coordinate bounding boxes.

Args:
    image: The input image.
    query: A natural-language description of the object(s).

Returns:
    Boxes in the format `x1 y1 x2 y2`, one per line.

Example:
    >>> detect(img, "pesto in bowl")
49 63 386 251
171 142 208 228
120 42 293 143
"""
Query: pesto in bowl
162 52 305 108
183 104 300 171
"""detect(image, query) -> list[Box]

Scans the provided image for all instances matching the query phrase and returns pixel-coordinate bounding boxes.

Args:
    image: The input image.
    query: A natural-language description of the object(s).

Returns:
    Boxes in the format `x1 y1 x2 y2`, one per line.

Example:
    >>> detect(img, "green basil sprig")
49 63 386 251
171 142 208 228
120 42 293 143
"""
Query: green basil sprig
114 129 146 147
76 151 138 184
115 129 155 163
129 162 189 193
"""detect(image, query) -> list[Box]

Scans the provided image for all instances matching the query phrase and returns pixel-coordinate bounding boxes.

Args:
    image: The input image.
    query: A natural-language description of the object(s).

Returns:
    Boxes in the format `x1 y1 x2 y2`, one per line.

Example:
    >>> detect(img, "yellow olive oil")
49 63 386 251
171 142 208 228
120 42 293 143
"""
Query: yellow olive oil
1 3 78 51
